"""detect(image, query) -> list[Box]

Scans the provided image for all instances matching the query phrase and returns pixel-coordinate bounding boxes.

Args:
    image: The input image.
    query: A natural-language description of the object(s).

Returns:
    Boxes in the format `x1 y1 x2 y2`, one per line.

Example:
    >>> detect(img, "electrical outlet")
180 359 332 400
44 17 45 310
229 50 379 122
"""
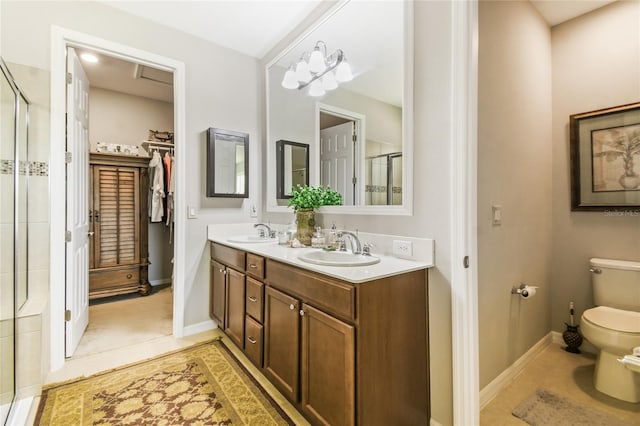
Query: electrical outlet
392 240 413 257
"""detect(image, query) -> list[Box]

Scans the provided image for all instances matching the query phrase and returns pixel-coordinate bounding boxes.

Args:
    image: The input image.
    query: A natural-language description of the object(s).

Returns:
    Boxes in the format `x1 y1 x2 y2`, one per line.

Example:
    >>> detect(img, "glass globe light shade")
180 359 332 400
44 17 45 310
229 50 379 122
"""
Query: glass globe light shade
281 67 299 89
308 48 326 74
295 60 312 83
308 79 326 97
335 60 353 82
322 71 338 91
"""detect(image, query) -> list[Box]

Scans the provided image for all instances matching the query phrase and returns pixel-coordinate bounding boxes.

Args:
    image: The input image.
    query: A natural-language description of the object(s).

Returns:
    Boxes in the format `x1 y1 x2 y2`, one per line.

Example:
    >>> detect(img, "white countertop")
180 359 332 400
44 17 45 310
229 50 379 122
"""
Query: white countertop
207 224 433 284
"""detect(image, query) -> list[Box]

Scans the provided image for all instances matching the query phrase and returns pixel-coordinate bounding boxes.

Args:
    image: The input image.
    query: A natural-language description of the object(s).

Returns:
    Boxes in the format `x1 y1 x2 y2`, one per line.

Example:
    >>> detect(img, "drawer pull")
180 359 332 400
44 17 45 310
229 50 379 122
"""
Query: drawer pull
247 336 257 344
249 264 257 269
126 274 132 279
248 296 258 303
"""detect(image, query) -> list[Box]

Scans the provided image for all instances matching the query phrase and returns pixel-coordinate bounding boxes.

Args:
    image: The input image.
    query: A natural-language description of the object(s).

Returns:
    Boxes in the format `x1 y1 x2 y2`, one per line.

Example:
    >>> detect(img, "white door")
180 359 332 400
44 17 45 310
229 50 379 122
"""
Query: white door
320 121 355 205
65 47 90 357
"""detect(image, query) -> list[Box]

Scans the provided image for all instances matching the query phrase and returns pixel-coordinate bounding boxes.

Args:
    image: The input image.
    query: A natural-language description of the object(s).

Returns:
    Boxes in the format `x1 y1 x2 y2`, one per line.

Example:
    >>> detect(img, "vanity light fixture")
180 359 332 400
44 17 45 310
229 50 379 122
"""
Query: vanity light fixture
281 40 353 97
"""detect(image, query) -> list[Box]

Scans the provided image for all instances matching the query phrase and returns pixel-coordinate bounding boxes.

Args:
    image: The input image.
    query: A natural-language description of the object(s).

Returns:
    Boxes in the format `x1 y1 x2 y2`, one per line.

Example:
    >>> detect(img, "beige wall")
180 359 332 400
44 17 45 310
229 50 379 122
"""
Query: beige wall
1 0 261 333
478 0 553 389
550 1 640 332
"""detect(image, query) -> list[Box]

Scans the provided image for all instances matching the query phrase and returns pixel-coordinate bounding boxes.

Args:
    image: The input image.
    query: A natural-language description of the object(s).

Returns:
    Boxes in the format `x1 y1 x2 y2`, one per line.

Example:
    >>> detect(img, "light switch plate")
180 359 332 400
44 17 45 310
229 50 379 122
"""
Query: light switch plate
492 205 502 225
188 205 198 219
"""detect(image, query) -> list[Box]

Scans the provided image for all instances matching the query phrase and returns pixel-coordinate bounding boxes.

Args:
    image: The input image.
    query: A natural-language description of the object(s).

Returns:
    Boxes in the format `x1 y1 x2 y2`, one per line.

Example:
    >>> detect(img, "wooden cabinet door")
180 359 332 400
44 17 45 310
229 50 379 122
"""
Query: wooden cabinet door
300 303 355 426
225 268 245 349
93 165 140 268
210 260 227 327
263 286 300 403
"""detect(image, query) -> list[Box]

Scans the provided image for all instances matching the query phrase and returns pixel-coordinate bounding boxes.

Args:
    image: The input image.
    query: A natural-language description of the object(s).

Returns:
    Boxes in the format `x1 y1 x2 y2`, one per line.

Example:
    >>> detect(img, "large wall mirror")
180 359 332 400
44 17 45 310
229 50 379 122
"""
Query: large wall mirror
266 0 413 214
206 127 249 198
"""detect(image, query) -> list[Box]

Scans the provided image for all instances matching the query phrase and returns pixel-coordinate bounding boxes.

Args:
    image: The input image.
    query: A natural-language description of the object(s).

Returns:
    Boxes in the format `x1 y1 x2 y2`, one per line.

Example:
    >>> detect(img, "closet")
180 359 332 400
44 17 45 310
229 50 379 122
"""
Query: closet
89 153 151 299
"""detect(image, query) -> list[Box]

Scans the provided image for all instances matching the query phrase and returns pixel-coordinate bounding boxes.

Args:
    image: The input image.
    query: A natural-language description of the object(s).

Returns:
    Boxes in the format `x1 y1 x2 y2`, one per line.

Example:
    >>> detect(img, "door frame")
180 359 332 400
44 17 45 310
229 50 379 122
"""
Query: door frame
315 102 366 205
49 26 186 371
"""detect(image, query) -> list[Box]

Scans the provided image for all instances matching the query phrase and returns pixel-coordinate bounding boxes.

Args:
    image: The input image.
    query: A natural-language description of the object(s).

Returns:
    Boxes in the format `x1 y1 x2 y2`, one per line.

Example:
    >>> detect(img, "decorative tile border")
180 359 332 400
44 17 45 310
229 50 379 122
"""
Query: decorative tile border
0 160 48 176
1 159 14 175
29 161 48 176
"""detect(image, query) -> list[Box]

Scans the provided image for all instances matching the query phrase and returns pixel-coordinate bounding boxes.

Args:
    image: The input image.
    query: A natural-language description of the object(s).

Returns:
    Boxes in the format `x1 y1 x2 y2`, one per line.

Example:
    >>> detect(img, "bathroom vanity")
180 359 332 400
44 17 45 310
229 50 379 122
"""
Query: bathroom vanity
208 236 430 426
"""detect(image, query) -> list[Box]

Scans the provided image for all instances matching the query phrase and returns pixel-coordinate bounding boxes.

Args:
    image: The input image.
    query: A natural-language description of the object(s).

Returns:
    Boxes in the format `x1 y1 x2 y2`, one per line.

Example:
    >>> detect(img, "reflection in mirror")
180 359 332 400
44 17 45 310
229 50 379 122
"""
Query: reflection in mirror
206 127 249 198
267 0 411 212
17 93 29 309
277 140 309 198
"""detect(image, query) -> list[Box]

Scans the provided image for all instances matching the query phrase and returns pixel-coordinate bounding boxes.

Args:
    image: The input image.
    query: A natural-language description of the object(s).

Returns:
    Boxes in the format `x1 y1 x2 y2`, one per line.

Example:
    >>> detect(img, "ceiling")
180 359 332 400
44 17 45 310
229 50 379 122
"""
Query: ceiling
86 0 619 103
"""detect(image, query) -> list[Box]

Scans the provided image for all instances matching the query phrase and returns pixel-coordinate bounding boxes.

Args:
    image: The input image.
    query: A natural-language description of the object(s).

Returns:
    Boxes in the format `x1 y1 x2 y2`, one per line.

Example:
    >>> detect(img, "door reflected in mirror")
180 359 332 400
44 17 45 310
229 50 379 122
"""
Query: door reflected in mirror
206 127 249 198
277 140 309 198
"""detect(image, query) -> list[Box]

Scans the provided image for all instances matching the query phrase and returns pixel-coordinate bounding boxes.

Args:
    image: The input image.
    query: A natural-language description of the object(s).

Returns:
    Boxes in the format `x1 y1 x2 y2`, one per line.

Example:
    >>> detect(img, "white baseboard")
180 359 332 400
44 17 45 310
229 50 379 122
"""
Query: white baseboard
6 396 33 426
182 319 217 336
551 330 597 355
480 332 552 409
150 278 172 287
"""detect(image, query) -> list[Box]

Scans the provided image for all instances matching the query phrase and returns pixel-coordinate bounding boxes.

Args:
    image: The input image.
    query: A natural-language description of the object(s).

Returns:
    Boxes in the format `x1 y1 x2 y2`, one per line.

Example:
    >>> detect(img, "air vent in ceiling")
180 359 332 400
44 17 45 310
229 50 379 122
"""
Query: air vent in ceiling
134 64 173 86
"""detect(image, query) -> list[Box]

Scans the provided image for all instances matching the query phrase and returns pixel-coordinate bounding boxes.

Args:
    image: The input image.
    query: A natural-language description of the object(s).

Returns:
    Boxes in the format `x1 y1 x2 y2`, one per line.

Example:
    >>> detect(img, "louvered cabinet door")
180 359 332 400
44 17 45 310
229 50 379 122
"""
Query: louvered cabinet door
93 165 140 268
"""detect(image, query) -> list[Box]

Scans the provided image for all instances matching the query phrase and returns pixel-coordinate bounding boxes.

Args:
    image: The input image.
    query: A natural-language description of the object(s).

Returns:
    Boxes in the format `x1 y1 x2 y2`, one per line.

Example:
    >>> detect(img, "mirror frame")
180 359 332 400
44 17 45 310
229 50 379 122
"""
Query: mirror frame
206 127 249 198
276 139 310 199
265 0 413 215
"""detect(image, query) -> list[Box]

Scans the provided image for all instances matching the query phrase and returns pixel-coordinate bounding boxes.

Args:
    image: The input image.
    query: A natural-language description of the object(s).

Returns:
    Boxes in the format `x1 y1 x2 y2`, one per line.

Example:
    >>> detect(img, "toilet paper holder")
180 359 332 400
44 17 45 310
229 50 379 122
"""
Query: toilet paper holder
511 283 538 299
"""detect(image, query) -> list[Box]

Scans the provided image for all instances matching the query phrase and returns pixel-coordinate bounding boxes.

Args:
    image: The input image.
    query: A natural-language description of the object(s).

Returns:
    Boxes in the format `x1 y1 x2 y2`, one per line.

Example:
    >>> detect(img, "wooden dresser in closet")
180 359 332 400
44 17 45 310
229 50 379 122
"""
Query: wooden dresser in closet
89 153 151 299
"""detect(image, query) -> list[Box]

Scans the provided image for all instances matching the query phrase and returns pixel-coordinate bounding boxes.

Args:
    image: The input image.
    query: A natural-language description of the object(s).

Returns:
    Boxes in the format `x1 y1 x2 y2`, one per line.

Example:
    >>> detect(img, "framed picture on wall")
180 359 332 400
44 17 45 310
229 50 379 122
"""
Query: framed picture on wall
570 102 640 211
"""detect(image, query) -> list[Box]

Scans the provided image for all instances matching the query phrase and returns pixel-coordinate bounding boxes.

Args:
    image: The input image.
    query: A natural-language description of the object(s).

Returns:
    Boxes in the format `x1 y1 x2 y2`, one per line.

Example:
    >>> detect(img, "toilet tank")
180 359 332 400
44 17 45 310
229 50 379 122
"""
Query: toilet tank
590 258 640 312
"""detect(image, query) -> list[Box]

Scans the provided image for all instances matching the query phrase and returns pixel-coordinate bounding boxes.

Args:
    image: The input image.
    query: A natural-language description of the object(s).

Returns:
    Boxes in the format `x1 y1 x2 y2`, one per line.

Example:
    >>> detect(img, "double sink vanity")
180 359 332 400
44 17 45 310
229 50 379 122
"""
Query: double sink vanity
208 224 433 426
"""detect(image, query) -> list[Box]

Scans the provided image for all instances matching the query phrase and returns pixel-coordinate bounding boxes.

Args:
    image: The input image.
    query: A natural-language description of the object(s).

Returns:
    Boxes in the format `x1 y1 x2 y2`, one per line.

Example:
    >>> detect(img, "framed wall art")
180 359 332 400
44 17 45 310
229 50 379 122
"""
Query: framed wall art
570 102 640 211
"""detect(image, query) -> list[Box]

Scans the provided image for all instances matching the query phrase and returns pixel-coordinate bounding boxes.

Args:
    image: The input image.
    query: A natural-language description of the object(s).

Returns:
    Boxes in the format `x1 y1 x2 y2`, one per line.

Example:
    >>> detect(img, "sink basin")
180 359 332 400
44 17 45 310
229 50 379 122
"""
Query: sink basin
298 250 380 267
227 235 278 244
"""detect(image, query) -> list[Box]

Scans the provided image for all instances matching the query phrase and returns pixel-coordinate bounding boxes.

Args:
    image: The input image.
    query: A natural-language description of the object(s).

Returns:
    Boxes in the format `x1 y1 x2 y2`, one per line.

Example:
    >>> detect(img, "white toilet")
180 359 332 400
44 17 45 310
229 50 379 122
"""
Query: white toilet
581 258 640 403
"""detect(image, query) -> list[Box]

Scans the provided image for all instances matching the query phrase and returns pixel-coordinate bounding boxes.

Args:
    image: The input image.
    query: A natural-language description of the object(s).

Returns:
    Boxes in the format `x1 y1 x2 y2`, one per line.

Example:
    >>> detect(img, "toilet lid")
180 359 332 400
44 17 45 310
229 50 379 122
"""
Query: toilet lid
583 306 640 333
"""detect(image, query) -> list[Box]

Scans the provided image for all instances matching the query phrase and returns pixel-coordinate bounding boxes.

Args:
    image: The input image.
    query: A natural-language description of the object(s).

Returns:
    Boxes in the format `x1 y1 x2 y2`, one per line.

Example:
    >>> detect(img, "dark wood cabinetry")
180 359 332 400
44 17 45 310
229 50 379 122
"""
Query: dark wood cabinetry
89 153 150 299
225 268 245 349
209 242 429 426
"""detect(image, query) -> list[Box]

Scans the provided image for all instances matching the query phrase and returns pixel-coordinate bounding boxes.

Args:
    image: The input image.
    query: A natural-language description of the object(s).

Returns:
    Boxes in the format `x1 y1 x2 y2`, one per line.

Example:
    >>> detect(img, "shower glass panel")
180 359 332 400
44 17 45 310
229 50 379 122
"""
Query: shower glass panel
366 153 402 206
0 62 17 425
17 94 28 309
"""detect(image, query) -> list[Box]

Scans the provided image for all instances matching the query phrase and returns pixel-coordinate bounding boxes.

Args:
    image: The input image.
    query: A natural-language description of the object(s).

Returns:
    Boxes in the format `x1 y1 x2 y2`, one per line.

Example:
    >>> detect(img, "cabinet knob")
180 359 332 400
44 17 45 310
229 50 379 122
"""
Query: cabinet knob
248 296 257 303
88 231 95 237
299 309 305 316
247 336 257 344
289 304 295 310
126 274 132 279
219 268 224 273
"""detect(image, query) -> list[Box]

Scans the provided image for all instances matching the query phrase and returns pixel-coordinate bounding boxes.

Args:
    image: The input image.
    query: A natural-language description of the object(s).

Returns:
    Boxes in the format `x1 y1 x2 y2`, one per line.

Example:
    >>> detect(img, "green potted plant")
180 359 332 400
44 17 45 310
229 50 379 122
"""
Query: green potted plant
288 185 343 245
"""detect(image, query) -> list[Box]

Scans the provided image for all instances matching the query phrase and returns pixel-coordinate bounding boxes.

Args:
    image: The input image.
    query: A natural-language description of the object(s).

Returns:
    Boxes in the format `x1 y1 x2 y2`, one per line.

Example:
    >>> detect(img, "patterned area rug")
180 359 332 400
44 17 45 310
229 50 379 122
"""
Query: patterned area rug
35 338 294 425
512 388 628 426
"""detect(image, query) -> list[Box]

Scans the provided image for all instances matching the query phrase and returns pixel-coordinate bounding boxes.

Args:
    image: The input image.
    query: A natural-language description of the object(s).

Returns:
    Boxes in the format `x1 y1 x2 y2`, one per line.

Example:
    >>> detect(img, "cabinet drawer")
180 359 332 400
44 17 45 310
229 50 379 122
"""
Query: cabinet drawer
90 266 139 292
246 277 264 322
245 315 263 367
246 253 265 279
266 260 355 321
210 243 245 271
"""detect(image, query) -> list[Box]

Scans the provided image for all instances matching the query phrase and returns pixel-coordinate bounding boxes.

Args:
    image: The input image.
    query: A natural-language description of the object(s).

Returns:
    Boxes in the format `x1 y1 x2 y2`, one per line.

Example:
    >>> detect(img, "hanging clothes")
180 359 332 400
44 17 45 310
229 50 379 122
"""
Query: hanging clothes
149 150 165 222
166 153 176 244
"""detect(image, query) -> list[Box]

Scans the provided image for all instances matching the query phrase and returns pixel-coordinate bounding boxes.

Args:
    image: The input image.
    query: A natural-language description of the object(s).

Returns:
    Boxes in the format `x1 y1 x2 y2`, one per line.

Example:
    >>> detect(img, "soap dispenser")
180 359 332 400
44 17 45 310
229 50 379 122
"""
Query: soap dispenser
311 227 326 248
327 223 338 249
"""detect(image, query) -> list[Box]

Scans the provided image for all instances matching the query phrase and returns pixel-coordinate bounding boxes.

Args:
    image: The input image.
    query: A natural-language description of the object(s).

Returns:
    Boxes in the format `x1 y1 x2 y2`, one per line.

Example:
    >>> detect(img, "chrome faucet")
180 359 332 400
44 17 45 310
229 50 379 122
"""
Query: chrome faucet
254 223 275 238
337 231 362 254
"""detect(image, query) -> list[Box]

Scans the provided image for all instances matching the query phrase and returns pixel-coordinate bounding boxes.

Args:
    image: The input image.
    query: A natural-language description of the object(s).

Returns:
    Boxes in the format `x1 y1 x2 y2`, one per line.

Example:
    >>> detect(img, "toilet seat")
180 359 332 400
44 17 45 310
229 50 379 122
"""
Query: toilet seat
583 306 640 334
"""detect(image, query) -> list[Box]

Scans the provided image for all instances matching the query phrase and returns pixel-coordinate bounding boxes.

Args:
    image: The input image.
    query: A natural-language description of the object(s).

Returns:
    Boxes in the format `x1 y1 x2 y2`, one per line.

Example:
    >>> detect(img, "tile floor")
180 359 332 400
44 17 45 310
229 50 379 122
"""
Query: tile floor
480 343 640 425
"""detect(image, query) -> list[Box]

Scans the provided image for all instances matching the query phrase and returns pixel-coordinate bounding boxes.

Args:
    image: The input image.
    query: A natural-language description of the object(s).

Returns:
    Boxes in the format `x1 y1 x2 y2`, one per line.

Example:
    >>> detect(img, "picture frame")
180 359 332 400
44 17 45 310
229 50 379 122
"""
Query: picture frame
570 102 640 211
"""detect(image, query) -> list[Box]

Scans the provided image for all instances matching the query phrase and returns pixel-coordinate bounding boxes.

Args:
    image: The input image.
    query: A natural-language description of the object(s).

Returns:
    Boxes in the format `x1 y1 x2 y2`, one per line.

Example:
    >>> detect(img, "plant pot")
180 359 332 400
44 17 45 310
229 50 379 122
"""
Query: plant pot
296 208 315 246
